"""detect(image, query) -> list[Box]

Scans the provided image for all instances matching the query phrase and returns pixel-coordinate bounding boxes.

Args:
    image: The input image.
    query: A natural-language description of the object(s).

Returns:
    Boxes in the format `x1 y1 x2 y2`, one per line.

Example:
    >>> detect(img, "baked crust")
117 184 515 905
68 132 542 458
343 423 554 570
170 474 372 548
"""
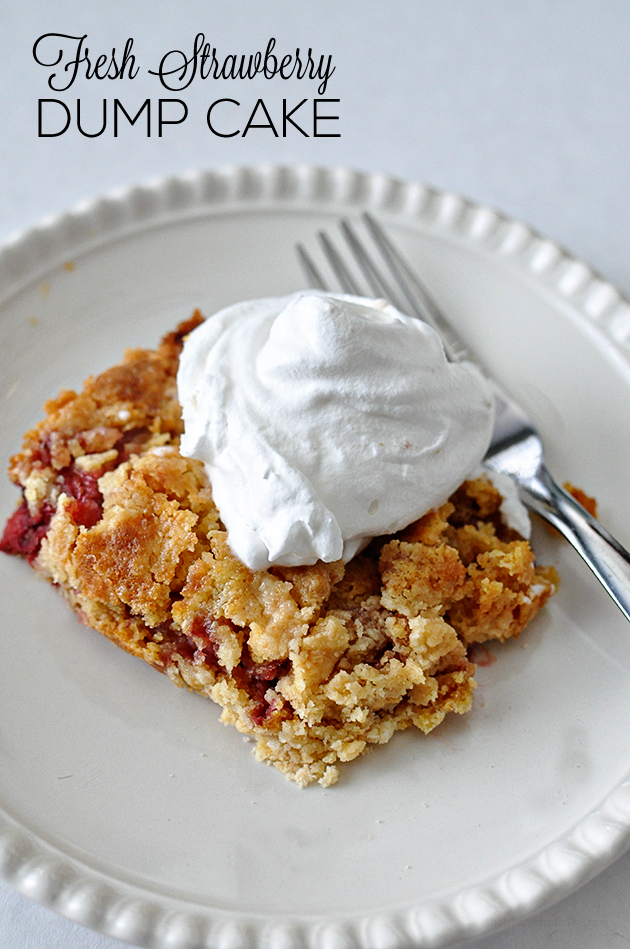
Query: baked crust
1 315 557 786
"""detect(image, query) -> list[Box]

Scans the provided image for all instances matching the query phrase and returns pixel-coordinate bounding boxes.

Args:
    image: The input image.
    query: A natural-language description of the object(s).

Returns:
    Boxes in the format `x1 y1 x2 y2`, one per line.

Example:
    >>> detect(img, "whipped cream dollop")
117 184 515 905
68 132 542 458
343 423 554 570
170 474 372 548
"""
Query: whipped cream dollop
177 292 495 570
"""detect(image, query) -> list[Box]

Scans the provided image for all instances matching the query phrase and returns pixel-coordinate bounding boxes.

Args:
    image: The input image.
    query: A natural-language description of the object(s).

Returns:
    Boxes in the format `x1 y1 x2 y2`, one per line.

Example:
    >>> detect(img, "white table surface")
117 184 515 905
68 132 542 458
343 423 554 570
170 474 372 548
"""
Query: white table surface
1 2 630 947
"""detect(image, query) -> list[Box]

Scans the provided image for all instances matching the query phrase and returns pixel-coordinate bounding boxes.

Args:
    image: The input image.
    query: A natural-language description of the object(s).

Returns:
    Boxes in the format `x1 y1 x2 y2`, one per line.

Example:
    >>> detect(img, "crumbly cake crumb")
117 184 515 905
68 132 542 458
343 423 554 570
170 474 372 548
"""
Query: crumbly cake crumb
1 315 558 786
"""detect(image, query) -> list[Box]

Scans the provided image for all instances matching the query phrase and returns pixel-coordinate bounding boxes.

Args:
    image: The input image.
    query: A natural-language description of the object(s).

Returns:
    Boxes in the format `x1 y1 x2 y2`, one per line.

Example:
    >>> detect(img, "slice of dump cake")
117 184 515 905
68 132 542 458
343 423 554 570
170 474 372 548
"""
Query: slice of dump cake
1 311 557 786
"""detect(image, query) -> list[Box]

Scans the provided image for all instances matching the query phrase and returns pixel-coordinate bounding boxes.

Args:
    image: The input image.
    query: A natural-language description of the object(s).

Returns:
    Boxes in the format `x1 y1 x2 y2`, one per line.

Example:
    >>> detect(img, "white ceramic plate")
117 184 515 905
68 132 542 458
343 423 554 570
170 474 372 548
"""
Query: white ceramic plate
2 165 630 949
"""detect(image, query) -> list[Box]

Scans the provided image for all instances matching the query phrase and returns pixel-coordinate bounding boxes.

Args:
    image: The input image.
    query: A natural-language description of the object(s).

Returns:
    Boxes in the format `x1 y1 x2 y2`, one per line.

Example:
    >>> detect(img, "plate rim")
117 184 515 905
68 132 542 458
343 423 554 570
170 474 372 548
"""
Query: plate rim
2 163 630 949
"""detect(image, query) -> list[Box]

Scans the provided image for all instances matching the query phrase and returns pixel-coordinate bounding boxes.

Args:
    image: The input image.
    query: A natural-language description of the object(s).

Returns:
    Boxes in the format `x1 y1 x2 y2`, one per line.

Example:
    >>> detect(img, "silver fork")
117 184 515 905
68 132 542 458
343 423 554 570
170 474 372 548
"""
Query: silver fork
296 212 630 623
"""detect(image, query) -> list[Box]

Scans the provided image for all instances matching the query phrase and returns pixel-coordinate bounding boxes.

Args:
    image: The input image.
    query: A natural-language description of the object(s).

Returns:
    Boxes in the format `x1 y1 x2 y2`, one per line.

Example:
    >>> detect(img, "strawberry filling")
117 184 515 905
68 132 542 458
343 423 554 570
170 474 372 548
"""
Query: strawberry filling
1 467 104 562
234 650 290 725
0 500 56 563
60 468 103 529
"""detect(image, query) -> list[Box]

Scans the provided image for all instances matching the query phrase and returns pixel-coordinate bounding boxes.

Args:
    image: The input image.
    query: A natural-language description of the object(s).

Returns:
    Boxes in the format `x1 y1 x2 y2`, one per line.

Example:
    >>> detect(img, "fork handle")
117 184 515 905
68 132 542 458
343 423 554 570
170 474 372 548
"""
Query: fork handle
521 464 630 623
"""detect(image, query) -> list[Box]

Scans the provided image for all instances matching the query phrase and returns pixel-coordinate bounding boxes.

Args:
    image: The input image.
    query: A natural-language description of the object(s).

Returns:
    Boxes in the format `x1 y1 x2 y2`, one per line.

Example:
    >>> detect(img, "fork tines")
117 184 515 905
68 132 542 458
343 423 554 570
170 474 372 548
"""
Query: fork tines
296 213 470 363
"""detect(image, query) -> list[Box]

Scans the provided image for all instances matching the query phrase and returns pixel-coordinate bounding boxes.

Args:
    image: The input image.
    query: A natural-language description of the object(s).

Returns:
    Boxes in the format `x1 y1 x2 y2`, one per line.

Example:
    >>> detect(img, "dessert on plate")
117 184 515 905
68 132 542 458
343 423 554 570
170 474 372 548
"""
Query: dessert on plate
1 292 558 786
